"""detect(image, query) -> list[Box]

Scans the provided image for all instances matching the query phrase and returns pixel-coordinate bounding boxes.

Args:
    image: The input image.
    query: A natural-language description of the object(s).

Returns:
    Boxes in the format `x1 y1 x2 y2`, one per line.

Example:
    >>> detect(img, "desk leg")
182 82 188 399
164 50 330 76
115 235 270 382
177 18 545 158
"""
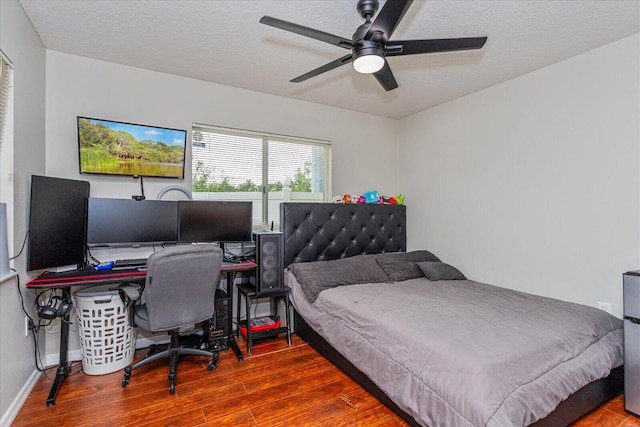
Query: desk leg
229 336 244 362
285 291 292 346
46 288 71 407
225 271 244 362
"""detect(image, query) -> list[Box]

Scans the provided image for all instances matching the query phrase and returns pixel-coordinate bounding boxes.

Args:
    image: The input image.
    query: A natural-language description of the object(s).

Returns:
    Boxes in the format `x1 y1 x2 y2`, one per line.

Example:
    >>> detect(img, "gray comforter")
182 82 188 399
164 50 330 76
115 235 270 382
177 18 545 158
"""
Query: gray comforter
286 272 623 427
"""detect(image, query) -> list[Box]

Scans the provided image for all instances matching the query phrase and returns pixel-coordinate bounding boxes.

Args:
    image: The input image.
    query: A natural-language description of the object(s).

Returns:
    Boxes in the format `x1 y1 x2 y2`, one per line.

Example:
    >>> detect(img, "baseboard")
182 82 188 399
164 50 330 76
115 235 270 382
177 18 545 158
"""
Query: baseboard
43 336 167 367
0 368 41 427
44 348 83 367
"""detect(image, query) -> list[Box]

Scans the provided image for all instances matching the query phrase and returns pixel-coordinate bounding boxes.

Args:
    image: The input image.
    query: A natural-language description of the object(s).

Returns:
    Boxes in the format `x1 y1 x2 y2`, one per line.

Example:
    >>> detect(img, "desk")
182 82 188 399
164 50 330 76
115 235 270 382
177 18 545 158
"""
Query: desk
25 260 256 407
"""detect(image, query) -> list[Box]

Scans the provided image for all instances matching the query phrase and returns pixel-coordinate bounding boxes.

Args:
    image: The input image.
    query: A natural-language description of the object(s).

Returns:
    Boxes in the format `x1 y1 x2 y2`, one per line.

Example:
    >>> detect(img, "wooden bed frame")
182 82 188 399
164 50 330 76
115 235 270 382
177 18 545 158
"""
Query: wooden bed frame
280 202 623 426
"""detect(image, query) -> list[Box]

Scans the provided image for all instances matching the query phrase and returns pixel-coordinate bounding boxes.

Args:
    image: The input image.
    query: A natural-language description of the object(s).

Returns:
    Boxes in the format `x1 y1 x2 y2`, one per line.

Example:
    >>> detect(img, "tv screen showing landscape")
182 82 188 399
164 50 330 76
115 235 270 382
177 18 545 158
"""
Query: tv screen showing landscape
77 116 187 179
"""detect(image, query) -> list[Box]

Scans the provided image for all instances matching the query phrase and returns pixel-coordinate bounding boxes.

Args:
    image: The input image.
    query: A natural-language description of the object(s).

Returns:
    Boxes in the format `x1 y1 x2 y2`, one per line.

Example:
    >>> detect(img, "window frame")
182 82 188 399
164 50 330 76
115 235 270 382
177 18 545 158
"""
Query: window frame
191 123 332 230
0 50 14 278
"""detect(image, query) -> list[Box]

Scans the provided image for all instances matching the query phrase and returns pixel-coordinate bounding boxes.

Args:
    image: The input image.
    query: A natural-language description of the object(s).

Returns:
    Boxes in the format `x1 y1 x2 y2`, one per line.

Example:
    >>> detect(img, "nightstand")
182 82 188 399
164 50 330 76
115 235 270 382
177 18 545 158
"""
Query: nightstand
236 284 292 354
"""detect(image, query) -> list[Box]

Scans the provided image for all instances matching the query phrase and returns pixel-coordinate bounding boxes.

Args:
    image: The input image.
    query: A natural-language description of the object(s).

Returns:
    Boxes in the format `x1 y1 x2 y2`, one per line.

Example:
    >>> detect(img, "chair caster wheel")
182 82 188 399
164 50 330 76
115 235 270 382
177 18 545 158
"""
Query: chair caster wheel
208 353 219 371
122 368 131 388
169 380 175 395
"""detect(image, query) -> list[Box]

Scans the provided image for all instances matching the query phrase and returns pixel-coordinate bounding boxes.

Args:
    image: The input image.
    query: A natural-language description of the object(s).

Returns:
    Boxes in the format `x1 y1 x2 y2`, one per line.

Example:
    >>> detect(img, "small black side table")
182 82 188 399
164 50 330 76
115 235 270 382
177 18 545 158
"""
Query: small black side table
236 284 292 354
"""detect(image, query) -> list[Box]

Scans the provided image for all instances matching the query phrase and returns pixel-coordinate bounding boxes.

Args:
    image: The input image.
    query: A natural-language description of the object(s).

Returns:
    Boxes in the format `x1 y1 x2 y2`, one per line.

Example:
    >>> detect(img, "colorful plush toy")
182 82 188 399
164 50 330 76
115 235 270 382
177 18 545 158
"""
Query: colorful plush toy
381 195 393 204
334 192 404 205
363 190 380 204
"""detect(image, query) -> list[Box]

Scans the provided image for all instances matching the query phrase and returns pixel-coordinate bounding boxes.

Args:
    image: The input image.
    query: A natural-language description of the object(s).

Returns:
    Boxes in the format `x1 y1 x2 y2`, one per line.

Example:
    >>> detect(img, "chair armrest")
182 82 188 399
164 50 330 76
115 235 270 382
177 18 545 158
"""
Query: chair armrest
118 283 143 304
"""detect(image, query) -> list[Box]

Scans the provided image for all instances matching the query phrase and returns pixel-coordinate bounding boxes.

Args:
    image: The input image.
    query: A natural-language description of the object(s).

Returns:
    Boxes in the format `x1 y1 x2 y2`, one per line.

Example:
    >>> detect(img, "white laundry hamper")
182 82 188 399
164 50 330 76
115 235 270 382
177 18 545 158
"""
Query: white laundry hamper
73 285 136 375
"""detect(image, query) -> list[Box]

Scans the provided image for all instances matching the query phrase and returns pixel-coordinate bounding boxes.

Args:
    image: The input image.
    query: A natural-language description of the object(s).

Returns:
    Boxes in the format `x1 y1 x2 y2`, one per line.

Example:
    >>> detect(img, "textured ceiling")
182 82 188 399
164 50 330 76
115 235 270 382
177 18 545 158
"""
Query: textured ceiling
19 0 640 119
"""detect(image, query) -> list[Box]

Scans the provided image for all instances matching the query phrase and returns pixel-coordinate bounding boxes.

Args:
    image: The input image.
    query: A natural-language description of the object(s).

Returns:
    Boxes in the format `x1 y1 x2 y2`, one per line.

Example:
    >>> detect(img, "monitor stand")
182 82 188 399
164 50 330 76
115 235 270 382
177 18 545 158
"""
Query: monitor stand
132 176 146 201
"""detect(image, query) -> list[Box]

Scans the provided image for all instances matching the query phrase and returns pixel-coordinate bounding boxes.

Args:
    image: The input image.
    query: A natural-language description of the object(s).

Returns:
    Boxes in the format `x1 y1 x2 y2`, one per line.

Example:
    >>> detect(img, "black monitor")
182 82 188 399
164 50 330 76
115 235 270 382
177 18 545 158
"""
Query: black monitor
178 201 252 243
87 198 178 247
27 175 90 271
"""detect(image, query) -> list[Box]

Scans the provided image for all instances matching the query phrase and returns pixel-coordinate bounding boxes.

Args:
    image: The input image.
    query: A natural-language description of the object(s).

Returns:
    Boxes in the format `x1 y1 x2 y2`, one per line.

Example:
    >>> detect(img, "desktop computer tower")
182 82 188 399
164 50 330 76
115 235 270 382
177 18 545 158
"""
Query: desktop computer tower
253 231 284 294
209 289 230 350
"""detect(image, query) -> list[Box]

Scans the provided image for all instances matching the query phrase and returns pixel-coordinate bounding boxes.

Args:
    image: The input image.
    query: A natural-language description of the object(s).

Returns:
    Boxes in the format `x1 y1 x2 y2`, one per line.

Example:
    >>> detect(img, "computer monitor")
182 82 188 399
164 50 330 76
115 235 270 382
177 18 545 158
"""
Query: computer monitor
87 198 178 247
27 175 90 271
178 201 252 243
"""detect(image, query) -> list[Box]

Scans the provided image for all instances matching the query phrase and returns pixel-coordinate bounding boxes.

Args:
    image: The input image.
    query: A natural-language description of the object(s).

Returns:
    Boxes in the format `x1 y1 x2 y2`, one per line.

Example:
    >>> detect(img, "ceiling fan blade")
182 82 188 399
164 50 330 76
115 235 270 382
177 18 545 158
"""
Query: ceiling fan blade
365 0 413 42
260 16 355 49
373 61 398 91
290 54 354 83
385 37 488 56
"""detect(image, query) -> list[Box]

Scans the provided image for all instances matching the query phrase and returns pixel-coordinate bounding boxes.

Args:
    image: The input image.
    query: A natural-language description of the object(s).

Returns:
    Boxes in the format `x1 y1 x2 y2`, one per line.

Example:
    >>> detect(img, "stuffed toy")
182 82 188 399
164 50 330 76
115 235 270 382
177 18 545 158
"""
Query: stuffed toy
335 192 403 205
363 190 380 204
381 195 394 204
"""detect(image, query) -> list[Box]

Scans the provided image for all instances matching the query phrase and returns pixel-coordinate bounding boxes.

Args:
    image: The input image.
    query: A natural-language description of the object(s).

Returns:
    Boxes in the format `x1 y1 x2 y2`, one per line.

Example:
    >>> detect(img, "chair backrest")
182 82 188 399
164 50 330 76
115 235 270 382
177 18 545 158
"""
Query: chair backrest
143 244 223 332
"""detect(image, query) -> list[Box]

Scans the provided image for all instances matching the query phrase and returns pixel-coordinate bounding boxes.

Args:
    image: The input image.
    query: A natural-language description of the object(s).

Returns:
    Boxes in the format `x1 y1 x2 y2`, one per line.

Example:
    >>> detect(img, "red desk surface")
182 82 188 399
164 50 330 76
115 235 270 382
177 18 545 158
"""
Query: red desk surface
26 261 257 289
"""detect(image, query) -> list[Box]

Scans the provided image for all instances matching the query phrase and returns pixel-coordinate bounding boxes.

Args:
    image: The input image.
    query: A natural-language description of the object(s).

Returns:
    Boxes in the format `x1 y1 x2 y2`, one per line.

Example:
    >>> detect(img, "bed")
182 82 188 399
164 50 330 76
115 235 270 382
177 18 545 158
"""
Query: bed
280 202 623 427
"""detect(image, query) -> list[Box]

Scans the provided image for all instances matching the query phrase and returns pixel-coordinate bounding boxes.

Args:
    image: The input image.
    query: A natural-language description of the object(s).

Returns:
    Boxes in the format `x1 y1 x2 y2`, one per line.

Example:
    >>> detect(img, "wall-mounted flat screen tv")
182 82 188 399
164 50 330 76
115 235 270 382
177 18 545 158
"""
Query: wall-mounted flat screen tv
77 116 187 179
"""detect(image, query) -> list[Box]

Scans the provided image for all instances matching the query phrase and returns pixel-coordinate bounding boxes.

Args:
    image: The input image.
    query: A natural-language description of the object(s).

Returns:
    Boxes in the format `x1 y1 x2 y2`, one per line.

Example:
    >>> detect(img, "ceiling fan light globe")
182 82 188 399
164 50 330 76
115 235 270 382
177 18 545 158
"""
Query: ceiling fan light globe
353 54 384 74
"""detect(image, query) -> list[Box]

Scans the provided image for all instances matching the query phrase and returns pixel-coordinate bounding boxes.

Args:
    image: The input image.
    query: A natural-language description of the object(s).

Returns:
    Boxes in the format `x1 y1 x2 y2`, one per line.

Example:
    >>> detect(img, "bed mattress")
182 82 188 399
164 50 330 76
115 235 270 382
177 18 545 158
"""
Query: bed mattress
286 271 623 427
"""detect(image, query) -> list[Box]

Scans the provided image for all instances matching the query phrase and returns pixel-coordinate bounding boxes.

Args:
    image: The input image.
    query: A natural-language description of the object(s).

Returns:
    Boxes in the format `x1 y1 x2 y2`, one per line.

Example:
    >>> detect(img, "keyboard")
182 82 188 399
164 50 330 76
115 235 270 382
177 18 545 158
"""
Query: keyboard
113 258 147 270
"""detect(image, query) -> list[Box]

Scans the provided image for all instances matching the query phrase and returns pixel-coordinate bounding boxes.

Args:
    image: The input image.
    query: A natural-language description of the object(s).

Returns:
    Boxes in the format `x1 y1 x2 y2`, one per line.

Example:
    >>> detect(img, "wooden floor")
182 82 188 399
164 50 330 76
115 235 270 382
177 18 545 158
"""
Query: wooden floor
12 334 640 427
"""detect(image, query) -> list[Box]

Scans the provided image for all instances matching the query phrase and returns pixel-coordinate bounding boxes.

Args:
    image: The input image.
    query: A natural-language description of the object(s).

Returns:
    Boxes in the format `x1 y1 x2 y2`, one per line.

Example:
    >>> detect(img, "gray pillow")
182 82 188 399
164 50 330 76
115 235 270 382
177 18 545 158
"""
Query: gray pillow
373 250 441 282
417 261 466 281
289 254 390 303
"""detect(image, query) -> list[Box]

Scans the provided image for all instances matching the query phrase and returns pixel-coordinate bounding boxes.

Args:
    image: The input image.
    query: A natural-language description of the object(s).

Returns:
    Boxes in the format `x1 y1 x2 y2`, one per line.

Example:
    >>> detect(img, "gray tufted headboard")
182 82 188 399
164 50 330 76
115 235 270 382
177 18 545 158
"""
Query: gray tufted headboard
279 202 407 267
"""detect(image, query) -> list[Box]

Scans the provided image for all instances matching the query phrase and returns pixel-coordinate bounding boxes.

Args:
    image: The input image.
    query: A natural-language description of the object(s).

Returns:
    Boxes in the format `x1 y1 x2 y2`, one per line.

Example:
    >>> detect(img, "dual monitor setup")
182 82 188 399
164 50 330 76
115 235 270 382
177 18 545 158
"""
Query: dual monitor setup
87 197 252 248
27 175 253 272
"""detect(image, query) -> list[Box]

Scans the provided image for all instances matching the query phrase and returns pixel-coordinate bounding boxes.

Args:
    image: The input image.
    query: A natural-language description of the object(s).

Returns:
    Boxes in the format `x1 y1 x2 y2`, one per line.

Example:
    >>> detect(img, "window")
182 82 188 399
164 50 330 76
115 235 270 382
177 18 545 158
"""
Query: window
0 52 13 203
191 124 331 230
0 51 14 277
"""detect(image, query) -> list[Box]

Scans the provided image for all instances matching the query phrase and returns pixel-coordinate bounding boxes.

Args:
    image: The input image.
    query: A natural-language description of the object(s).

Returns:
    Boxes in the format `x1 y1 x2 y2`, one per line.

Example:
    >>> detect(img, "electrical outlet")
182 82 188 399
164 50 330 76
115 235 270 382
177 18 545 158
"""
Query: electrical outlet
598 301 612 314
24 316 30 337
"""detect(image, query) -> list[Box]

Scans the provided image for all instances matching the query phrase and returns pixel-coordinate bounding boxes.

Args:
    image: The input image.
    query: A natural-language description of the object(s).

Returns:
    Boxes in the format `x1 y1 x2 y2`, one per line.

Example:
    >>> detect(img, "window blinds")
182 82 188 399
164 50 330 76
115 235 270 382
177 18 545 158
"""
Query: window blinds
0 53 12 154
191 124 332 227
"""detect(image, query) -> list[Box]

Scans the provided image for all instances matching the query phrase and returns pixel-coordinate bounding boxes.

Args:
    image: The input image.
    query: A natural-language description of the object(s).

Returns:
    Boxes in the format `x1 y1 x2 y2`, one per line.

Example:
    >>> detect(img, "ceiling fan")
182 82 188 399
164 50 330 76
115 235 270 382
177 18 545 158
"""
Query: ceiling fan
260 0 487 91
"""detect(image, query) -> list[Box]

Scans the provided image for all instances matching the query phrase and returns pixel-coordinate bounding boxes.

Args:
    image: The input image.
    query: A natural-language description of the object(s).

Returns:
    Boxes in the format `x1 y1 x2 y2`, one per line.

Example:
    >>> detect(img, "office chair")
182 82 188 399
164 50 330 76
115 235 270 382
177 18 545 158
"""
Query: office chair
121 244 223 395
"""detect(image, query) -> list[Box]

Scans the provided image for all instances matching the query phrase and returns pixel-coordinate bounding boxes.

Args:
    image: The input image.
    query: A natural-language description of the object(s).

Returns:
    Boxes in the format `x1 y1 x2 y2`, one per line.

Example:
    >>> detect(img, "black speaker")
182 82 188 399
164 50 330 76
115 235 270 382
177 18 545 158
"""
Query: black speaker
253 231 284 294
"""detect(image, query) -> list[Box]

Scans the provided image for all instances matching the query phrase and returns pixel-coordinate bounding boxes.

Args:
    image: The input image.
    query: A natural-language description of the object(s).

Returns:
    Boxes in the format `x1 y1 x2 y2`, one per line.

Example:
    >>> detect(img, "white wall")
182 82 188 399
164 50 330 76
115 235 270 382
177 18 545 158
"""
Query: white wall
43 51 400 357
45 51 400 199
0 0 47 424
400 34 640 318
